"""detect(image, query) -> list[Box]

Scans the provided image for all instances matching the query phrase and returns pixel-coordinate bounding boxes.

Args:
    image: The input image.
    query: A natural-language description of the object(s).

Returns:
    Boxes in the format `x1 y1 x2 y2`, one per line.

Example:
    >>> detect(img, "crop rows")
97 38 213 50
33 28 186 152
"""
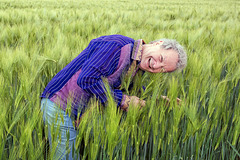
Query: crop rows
0 0 239 159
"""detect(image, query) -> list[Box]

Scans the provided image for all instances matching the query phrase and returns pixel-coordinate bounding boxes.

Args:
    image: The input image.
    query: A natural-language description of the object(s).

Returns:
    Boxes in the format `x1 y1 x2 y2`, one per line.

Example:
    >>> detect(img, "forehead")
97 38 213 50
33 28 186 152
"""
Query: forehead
162 49 179 72
163 49 178 57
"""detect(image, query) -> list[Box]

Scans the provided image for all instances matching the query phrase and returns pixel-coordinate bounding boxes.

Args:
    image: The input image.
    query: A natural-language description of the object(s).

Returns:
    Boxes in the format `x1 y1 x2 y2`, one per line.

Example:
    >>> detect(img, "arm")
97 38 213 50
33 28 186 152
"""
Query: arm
77 41 123 106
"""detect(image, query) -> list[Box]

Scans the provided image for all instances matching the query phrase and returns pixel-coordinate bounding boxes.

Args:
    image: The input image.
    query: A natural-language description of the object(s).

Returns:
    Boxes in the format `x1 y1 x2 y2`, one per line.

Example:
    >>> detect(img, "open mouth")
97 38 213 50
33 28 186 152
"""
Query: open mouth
149 58 151 68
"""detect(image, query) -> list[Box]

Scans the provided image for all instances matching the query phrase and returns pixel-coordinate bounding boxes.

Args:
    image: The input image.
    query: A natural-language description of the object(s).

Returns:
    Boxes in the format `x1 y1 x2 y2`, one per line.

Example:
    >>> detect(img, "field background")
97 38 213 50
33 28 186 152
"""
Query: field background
0 0 240 159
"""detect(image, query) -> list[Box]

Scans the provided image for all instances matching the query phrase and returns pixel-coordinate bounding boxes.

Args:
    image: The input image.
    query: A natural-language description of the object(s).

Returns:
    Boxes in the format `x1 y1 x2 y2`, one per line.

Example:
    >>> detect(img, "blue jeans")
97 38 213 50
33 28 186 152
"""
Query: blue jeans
41 98 80 160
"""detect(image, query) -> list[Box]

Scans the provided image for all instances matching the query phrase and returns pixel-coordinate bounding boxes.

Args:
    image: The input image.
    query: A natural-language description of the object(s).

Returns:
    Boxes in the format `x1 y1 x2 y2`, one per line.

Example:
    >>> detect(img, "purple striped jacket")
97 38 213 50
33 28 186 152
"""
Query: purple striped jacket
41 35 143 117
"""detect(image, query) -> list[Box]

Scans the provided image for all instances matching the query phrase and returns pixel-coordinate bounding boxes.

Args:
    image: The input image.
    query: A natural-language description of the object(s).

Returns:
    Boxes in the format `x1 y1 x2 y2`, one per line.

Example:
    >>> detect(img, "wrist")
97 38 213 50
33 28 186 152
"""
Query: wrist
120 95 130 111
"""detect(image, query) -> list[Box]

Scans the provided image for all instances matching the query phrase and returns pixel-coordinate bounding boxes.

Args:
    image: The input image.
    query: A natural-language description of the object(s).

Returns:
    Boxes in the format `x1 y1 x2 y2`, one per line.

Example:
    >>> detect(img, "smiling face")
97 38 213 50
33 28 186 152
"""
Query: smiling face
139 43 179 73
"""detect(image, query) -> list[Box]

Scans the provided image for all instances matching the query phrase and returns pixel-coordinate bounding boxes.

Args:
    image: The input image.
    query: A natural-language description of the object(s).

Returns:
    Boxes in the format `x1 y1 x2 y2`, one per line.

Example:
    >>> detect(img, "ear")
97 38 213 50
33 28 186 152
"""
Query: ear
153 41 164 46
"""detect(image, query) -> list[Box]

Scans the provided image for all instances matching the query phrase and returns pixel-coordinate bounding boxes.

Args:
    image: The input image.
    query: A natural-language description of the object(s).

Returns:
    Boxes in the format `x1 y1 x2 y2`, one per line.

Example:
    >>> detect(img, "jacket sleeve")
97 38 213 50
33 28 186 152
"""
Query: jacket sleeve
77 41 123 107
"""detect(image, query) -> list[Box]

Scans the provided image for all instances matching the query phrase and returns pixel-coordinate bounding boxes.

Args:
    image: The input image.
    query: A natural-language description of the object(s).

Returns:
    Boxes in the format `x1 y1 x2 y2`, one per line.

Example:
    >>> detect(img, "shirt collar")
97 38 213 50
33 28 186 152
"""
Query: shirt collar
131 39 145 61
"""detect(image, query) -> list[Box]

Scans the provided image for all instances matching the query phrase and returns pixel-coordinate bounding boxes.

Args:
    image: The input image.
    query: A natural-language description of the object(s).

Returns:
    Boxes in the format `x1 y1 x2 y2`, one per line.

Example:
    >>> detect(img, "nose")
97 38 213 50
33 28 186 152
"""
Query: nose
153 62 164 69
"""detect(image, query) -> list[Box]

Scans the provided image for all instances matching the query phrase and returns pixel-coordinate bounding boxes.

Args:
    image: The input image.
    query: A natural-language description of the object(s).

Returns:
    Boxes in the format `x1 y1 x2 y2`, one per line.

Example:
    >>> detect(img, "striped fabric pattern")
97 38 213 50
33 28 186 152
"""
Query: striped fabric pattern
41 35 135 108
131 39 145 61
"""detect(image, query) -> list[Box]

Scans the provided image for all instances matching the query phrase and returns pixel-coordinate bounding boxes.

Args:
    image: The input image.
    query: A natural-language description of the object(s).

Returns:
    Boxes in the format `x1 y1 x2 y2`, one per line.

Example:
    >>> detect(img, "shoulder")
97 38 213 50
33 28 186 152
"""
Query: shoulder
90 35 135 47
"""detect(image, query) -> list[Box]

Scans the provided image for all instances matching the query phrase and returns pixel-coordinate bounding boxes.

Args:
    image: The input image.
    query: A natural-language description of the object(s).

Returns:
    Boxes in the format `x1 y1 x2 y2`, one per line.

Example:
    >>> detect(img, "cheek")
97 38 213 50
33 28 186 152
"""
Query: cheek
166 63 177 72
139 62 146 70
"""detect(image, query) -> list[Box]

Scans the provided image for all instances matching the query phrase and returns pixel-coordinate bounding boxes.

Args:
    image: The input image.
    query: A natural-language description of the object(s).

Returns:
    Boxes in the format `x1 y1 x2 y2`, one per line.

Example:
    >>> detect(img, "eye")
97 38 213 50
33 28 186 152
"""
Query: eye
160 55 163 62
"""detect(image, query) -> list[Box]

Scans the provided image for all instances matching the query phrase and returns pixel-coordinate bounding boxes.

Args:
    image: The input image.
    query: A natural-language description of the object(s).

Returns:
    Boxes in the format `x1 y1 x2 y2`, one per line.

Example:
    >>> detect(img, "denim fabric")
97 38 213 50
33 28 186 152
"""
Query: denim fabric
41 98 80 160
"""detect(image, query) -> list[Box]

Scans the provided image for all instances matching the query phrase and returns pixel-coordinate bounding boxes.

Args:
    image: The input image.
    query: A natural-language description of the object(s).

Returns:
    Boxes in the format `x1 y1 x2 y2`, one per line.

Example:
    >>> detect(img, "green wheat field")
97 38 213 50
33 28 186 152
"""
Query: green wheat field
0 0 240 159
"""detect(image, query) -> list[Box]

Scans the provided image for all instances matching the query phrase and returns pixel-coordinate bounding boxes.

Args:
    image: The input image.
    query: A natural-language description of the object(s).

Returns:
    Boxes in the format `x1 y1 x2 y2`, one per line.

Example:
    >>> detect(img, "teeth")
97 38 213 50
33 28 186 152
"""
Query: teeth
149 58 151 68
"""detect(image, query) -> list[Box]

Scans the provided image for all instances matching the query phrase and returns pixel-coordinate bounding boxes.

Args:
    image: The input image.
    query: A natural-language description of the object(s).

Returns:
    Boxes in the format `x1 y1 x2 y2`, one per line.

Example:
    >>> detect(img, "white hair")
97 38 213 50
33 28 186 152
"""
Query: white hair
150 39 187 71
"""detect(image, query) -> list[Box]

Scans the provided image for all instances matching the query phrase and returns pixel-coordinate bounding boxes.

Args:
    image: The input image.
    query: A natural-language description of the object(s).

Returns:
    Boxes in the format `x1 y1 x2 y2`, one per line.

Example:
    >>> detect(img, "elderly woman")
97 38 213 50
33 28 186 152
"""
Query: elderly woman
40 35 187 159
